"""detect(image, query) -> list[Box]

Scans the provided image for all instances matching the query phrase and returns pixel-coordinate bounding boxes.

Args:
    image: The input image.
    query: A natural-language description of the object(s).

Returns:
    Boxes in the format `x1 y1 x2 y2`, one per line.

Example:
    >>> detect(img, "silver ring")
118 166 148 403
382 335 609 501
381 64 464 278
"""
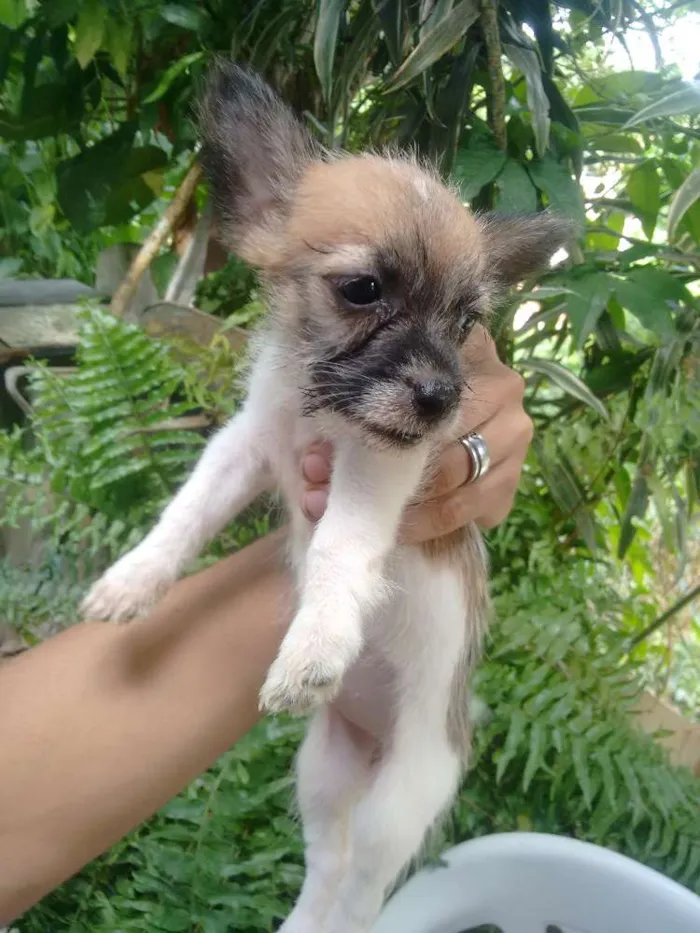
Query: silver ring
459 432 491 485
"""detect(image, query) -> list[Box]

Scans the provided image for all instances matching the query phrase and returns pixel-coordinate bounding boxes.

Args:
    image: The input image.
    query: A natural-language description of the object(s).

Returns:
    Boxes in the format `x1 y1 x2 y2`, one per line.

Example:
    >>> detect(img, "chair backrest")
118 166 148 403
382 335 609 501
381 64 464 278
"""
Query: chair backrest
372 833 700 933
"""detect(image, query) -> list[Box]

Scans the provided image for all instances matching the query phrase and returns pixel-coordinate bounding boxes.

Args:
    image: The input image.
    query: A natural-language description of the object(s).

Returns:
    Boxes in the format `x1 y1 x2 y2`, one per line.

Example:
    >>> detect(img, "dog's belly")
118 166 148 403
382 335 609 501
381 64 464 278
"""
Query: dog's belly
332 647 397 740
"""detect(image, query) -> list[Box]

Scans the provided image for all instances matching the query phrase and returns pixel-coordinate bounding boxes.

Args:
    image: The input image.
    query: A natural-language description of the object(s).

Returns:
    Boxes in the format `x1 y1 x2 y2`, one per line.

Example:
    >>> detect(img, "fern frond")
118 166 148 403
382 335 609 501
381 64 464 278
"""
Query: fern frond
1 307 213 573
462 564 700 894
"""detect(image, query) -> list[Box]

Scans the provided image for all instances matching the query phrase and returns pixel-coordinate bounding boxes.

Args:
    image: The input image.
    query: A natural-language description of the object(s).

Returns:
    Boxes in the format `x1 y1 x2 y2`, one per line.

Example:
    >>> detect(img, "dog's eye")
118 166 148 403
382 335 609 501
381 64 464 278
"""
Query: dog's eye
338 276 382 306
457 297 481 336
459 311 476 335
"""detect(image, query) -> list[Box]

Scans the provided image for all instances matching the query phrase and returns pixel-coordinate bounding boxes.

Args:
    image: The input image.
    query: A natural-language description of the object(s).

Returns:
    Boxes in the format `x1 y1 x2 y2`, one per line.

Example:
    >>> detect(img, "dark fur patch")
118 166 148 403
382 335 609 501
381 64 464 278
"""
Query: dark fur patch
197 60 322 252
478 211 577 286
304 316 463 448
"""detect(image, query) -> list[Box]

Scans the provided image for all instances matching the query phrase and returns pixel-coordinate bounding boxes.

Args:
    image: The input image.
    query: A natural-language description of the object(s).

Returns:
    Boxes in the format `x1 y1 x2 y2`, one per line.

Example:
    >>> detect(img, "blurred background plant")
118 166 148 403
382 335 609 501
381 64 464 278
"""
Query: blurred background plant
1 0 699 928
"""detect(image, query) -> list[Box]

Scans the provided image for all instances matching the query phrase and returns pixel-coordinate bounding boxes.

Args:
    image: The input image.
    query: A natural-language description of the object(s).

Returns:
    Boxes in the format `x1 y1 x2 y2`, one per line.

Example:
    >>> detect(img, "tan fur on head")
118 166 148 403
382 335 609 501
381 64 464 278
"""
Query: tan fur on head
281 155 484 267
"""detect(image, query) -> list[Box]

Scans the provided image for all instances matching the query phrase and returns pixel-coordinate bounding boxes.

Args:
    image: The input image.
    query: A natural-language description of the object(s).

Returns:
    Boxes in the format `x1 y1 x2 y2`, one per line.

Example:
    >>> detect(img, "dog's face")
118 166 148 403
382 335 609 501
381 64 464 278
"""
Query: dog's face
199 62 574 447
278 157 486 446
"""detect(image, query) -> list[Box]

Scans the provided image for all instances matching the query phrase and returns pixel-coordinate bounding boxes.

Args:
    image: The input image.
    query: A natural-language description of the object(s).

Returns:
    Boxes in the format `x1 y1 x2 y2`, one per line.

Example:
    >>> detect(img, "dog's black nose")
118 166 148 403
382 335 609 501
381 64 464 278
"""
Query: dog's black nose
412 379 459 420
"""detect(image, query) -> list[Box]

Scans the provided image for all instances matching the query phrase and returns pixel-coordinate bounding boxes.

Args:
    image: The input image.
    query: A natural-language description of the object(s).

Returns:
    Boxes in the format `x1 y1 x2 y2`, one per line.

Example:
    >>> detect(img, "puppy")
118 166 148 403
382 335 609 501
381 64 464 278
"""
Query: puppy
82 62 571 933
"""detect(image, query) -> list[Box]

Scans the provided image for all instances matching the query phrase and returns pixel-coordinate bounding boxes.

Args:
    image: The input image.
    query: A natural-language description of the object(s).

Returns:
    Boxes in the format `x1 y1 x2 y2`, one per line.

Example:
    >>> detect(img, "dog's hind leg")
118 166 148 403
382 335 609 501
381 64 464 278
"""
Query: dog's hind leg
279 708 375 933
322 552 473 933
322 721 461 933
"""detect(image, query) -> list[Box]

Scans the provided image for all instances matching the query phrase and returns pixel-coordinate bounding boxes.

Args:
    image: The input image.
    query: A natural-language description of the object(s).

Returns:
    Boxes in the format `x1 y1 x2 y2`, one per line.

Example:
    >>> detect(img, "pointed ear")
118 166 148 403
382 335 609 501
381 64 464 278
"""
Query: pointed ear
197 60 323 264
478 212 577 287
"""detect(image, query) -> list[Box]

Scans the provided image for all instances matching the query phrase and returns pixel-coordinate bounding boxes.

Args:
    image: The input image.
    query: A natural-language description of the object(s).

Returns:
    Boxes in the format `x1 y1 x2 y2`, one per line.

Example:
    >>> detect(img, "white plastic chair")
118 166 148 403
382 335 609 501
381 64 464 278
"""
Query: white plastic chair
372 832 700 933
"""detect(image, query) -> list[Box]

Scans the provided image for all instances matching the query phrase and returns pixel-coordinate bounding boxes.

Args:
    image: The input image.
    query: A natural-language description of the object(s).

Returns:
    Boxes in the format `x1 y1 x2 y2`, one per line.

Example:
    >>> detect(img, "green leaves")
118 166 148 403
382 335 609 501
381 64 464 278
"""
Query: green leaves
1 308 211 575
143 51 205 104
590 70 663 100
613 268 685 338
73 0 106 69
453 133 506 200
522 720 547 791
626 162 660 240
624 81 700 127
533 440 599 552
385 0 480 91
56 125 168 233
103 16 132 81
572 738 594 808
468 568 700 890
667 168 700 242
496 709 527 782
529 155 586 227
504 43 550 156
521 357 609 421
0 0 26 28
566 272 613 347
495 160 537 212
314 0 346 102
160 4 210 32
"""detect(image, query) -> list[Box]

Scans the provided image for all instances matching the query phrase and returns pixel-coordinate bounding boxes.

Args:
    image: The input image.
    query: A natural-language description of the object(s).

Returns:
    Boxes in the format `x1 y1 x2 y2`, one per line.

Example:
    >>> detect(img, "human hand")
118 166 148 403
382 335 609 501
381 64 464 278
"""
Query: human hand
300 326 534 544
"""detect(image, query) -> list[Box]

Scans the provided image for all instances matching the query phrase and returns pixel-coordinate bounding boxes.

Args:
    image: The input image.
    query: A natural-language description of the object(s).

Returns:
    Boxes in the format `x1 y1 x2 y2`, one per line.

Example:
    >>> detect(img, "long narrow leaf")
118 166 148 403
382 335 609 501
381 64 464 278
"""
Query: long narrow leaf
496 709 527 782
534 440 599 552
623 81 700 127
667 167 700 241
420 0 454 38
314 0 346 103
522 720 547 791
521 357 609 421
504 43 550 156
618 473 650 559
384 0 479 92
143 52 204 104
572 737 594 809
374 0 404 66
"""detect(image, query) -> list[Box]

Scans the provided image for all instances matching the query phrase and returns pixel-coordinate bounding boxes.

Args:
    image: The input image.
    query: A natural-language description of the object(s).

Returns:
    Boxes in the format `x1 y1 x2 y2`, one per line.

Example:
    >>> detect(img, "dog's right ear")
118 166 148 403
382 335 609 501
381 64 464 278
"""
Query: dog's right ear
197 60 323 265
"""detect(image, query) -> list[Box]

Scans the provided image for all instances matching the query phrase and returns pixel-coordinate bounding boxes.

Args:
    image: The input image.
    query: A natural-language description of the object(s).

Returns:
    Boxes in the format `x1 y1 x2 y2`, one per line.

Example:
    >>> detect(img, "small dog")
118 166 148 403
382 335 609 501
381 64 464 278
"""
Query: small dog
82 62 571 933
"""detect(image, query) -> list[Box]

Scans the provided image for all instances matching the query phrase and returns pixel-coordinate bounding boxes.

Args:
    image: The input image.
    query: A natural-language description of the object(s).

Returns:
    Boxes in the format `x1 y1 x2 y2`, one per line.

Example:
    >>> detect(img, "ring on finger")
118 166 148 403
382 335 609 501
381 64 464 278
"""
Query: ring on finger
459 432 491 485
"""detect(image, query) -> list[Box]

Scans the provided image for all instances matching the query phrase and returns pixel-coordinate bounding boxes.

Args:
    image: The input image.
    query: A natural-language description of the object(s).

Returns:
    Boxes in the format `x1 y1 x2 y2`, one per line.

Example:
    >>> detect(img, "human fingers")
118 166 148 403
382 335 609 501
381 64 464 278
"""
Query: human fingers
422 366 530 499
399 456 525 544
301 441 333 485
402 411 532 543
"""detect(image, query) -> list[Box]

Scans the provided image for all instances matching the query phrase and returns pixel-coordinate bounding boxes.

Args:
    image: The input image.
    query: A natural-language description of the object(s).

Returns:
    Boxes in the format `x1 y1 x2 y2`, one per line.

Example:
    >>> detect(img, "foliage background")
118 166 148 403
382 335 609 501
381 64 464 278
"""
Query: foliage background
1 0 699 929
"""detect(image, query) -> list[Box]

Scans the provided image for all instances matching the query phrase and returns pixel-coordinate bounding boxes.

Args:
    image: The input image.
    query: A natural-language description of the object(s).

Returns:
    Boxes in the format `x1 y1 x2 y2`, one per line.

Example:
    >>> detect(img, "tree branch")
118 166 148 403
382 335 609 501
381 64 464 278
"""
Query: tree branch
481 0 507 151
110 161 203 318
629 582 700 649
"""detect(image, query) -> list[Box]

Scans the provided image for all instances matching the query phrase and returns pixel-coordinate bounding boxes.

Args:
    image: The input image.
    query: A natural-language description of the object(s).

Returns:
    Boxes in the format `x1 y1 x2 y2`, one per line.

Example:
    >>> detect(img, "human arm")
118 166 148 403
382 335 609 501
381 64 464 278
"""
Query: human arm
0 529 289 924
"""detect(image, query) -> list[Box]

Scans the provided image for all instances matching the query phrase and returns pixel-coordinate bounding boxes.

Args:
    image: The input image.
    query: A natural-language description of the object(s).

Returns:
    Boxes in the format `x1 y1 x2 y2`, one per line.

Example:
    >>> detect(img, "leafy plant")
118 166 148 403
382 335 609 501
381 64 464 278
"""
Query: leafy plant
1 308 199 567
0 306 264 605
465 567 700 889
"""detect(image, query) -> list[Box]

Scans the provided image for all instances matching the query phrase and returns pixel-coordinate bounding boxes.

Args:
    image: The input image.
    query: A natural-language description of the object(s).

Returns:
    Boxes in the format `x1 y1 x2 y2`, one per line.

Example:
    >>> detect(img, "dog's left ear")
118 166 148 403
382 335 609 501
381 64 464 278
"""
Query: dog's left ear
479 212 576 287
197 60 324 265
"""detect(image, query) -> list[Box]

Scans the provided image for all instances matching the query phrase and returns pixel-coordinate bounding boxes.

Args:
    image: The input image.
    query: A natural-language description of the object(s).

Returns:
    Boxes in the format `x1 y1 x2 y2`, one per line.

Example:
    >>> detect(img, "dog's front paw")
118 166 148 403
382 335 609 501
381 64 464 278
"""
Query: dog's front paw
81 551 175 624
259 609 361 716
259 648 344 716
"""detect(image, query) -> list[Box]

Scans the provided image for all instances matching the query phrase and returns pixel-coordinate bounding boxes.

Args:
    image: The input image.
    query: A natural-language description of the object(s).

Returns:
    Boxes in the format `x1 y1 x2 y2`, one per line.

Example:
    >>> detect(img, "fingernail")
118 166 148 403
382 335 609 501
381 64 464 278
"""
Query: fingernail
302 489 328 522
302 452 330 484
